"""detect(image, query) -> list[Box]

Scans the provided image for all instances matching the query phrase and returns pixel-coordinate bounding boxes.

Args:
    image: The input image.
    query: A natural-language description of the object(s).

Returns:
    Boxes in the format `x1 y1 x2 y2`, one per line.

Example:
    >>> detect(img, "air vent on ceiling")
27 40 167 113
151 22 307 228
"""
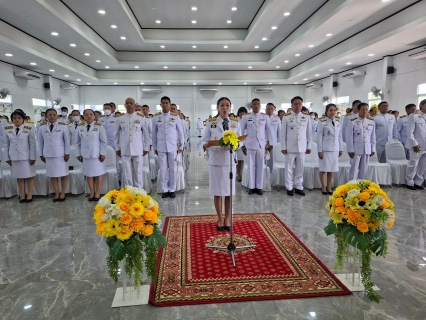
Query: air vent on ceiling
409 49 426 60
60 82 78 90
341 69 366 79
199 86 218 92
141 86 162 93
305 81 323 89
14 71 41 80
254 86 273 93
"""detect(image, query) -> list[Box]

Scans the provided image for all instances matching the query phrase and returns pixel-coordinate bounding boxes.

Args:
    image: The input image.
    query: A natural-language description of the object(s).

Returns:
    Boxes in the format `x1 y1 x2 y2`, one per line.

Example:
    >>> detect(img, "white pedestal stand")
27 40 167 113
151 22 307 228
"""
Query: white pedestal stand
111 261 151 307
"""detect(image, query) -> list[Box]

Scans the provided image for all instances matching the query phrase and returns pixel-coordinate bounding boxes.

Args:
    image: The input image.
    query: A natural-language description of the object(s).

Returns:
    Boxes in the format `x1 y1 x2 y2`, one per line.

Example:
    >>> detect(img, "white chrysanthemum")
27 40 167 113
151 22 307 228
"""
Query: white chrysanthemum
106 203 122 219
147 198 155 209
373 195 385 206
101 214 109 222
347 189 360 198
99 196 111 208
126 186 147 196
365 199 378 210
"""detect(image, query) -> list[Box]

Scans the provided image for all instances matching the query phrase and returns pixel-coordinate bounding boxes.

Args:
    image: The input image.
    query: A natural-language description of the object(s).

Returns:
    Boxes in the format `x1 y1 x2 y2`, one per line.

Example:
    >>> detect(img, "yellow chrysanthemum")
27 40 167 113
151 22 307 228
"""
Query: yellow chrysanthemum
137 195 152 207
94 210 104 225
355 209 370 222
105 189 119 200
129 202 145 218
116 225 133 241
96 222 107 235
222 130 239 150
120 214 132 225
130 218 145 232
104 220 120 237
345 209 358 225
334 197 345 207
142 224 154 236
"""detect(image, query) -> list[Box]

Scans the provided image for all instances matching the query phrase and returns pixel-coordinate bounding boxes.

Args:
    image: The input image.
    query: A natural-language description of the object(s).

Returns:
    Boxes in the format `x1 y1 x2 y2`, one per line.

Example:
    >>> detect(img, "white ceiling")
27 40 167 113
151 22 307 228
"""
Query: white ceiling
0 0 425 86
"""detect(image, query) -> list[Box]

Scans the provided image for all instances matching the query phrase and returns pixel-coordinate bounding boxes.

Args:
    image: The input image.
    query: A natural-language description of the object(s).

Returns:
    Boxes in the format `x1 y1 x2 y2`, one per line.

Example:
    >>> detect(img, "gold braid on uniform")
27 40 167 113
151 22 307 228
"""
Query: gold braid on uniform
78 121 86 126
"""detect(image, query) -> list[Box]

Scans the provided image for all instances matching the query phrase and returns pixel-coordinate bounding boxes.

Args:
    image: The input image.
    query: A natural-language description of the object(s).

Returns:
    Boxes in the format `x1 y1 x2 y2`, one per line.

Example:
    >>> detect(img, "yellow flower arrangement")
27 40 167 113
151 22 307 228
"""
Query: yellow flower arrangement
324 180 396 303
220 130 239 151
93 186 166 287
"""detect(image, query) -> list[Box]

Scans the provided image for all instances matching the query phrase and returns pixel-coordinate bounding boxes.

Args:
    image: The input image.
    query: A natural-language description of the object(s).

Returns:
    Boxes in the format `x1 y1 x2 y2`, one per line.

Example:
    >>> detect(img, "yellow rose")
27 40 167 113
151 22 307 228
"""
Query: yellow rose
144 209 155 221
142 224 154 236
130 218 145 232
120 214 132 225
358 192 370 202
356 221 369 233
116 225 133 241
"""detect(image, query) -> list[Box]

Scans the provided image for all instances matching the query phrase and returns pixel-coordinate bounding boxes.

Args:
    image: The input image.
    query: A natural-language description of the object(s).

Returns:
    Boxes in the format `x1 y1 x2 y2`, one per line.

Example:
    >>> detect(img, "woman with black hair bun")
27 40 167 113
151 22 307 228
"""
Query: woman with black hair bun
4 110 37 202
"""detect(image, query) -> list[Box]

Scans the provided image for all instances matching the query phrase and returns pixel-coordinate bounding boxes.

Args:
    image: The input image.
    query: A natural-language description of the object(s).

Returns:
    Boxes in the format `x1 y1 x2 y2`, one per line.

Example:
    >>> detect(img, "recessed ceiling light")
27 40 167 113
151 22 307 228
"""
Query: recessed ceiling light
218 82 222 85
284 60 289 63
294 82 298 84
191 20 197 24
303 78 308 81
192 66 196 69
227 20 232 24
111 25 117 28
96 60 101 62
70 43 76 47
49 69 54 72
140 82 144 84
276 66 280 68
120 36 126 40
326 33 332 37
87 83 91 85
309 45 314 47
295 53 300 56
51 32 58 36
105 66 110 68
248 66 252 69
114 82 118 85
160 45 165 48
244 82 247 85
76 79 81 81
254 46 259 49
262 38 268 41
84 53 90 56
98 10 106 14
134 66 139 69
30 62 37 65
193 82 196 85
64 75 69 77
269 83 272 84
271 26 277 30
329 69 334 71
368 53 375 56
284 12 290 16
382 0 390 2
167 83 170 85
346 62 352 65
224 45 228 48
164 66 168 69
315 74 319 76
5 53 13 56
192 45 197 48
155 20 161 24
232 7 237 11
191 7 197 11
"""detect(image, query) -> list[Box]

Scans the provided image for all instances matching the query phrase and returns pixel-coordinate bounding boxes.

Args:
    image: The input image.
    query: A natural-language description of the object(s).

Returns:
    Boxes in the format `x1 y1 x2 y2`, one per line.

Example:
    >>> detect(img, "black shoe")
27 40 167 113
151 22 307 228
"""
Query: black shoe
26 198 33 203
59 197 66 202
256 189 263 195
217 223 225 232
327 191 333 195
162 192 169 198
406 185 417 190
93 197 100 201
53 198 59 202
88 197 95 202
287 189 294 196
248 189 255 195
321 190 328 195
224 225 231 231
169 192 176 198
19 198 26 203
414 185 425 190
295 189 305 196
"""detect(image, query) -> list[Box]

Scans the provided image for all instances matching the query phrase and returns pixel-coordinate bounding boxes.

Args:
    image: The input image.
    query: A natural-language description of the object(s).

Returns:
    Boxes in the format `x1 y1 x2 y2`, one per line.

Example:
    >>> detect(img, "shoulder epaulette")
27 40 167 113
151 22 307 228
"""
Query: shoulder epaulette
335 118 340 122
8 121 12 124
39 121 47 126
25 120 34 124
95 122 102 126
137 112 145 118
319 116 326 120
24 126 32 130
58 122 67 125
302 111 309 115
78 121 86 126
346 112 352 116
5 125 12 129
230 116 239 122
283 112 291 116
335 116 340 119
154 111 162 116
208 117 217 122
115 113 123 117
171 112 179 116
320 118 327 122
400 115 406 118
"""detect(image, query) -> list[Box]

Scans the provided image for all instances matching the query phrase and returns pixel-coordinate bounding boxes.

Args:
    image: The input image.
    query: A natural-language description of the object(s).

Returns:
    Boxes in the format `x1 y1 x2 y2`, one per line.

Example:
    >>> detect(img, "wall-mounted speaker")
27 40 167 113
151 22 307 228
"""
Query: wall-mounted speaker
332 81 338 87
44 83 50 89
387 66 395 74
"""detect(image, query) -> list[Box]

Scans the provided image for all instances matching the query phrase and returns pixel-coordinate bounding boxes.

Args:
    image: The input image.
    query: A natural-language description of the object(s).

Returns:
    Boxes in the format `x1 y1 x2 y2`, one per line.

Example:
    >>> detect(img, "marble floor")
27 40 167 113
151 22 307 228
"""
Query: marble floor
1 138 426 320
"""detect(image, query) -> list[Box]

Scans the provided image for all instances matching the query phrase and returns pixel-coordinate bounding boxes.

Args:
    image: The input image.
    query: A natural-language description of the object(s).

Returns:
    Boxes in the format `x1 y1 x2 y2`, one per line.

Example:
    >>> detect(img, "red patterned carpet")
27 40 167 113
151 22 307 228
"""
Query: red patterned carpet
150 213 351 306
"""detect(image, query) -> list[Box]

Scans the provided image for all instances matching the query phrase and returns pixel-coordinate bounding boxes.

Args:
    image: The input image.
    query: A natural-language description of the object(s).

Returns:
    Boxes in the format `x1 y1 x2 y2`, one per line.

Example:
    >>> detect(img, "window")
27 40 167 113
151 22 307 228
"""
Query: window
156 105 179 112
32 98 47 122
418 83 426 105
332 96 350 113
280 103 291 111
0 94 13 117
85 104 103 111
368 91 382 106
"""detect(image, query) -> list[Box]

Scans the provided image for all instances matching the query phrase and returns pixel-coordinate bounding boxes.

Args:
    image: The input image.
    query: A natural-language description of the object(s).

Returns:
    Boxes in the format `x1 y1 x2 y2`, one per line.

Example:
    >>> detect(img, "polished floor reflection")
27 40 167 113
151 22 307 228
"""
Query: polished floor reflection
1 138 426 320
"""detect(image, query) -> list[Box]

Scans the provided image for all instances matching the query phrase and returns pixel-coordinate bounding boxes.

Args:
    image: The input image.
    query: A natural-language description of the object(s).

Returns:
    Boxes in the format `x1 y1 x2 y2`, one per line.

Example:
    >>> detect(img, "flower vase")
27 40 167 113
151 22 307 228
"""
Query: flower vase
111 260 151 307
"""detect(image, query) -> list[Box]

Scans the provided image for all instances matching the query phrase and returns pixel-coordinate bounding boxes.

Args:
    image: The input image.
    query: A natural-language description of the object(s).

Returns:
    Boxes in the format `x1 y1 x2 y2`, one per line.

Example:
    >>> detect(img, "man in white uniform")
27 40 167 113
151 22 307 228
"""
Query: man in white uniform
265 103 281 172
240 98 273 195
114 98 151 188
58 107 69 124
405 99 426 190
397 103 417 160
341 100 361 143
281 96 312 196
68 110 82 145
373 101 398 163
152 96 184 198
196 118 204 137
346 103 376 180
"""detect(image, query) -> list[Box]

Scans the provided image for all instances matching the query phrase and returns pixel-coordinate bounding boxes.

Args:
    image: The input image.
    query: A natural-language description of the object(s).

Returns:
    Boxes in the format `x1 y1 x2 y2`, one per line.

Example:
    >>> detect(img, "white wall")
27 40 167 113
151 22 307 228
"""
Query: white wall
303 47 426 114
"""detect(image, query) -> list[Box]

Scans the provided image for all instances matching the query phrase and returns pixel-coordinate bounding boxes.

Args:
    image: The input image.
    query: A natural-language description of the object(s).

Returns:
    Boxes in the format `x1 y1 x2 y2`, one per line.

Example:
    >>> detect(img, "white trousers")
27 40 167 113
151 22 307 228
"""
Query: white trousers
197 128 202 136
405 150 426 186
285 152 305 190
349 154 370 181
121 155 143 188
247 149 264 189
158 151 177 192
266 150 274 173
377 145 386 163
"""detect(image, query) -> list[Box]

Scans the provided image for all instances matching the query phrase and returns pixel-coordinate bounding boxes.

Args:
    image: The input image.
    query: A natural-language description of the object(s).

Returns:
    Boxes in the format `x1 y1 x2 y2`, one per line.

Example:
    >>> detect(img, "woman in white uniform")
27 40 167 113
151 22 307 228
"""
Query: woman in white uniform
202 97 240 231
38 108 70 202
4 110 37 202
317 103 343 195
75 109 107 201
68 110 82 145
235 106 247 182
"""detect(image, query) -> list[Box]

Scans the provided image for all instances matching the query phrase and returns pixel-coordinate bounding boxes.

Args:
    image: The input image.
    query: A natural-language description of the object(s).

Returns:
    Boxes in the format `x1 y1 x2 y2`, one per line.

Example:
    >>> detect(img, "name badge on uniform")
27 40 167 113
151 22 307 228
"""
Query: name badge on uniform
23 131 29 133
134 120 140 124
248 118 252 121
110 121 115 123
55 130 61 132
44 130 48 133
170 118 175 122
93 128 98 131
231 123 237 128
211 125 217 128
260 118 265 122
368 124 373 126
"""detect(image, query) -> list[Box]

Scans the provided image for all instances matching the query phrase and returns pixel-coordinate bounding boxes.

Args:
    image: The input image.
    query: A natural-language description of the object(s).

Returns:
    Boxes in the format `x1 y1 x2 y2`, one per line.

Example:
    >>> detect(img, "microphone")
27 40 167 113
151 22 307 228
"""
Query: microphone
223 118 229 131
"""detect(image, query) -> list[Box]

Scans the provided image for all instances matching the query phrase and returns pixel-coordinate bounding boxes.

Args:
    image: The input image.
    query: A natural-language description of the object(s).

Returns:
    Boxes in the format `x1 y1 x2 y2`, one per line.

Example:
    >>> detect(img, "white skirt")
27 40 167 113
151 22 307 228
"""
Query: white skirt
236 148 245 161
319 151 339 172
209 164 236 196
83 158 106 177
46 157 69 177
11 160 36 179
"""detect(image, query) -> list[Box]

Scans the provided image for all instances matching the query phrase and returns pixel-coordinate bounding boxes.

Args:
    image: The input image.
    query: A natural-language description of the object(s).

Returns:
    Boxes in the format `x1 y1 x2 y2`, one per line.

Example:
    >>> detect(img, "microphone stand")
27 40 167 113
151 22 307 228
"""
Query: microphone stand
206 139 256 268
